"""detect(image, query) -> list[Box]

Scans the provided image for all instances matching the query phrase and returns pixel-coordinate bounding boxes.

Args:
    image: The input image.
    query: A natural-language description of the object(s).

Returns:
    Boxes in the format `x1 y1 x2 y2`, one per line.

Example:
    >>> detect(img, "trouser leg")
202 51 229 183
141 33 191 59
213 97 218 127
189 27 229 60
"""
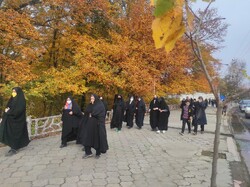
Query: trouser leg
117 122 122 130
85 146 92 155
187 121 191 133
96 149 101 156
194 123 198 133
181 120 186 133
201 125 204 132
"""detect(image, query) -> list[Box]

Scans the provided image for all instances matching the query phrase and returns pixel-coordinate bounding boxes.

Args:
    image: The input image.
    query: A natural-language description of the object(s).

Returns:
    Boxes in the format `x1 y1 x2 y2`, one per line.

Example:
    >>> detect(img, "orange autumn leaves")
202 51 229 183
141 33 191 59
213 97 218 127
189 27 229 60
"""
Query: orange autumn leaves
0 0 212 101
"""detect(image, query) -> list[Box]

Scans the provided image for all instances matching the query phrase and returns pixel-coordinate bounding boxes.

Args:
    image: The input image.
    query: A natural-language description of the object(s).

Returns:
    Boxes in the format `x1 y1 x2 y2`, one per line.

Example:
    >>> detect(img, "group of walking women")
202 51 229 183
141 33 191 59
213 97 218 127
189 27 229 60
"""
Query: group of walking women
149 95 171 133
110 94 146 132
179 96 207 135
0 87 109 158
61 94 109 159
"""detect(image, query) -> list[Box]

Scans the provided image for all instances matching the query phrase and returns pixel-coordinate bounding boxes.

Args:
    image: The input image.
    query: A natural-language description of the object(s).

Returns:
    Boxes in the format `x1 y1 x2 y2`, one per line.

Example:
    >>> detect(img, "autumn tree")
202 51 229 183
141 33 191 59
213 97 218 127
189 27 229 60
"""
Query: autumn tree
0 0 216 117
0 1 40 114
221 59 246 98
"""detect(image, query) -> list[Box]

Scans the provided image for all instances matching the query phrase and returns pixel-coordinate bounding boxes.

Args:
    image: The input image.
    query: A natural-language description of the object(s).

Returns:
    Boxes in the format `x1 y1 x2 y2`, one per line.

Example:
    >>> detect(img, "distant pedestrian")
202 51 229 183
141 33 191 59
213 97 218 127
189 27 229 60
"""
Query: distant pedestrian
60 96 83 148
193 96 207 135
149 95 159 131
222 102 228 116
135 97 146 129
0 87 30 156
179 100 193 135
157 97 170 133
125 95 136 129
110 94 125 132
205 99 208 107
80 94 108 159
110 94 118 129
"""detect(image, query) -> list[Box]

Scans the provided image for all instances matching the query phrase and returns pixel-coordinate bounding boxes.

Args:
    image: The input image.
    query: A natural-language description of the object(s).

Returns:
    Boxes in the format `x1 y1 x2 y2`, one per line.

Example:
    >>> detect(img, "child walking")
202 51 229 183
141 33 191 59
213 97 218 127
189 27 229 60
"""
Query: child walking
179 100 193 135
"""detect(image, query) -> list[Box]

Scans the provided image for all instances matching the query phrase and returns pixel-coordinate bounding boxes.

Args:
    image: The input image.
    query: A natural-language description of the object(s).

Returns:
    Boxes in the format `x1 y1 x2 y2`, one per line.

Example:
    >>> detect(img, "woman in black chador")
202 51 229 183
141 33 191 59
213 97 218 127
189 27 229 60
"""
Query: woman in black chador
193 96 207 135
125 96 136 129
110 94 125 132
149 95 159 131
60 96 83 148
80 94 109 159
0 87 30 156
157 97 170 133
135 97 146 129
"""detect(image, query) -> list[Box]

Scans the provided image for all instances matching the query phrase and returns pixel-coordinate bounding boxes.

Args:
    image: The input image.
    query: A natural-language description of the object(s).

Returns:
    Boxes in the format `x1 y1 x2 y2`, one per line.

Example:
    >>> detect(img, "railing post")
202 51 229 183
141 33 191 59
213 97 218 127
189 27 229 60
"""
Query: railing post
26 116 32 139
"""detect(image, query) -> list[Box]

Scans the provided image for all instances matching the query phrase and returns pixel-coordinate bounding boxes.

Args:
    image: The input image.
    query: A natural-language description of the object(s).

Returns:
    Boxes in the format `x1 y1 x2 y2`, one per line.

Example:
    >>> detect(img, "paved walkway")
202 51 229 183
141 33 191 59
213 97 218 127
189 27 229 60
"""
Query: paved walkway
0 107 238 187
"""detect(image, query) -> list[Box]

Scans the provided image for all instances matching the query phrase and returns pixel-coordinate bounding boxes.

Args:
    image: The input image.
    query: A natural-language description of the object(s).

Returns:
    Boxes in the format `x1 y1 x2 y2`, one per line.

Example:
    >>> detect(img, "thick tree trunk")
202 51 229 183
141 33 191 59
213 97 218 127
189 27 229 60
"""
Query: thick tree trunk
49 29 58 68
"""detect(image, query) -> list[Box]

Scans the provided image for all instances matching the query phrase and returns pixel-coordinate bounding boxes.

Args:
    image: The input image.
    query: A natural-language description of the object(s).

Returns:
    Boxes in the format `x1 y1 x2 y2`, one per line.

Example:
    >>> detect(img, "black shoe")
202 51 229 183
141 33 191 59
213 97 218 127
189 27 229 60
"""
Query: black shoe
95 155 100 159
5 149 17 157
82 154 93 159
60 144 67 148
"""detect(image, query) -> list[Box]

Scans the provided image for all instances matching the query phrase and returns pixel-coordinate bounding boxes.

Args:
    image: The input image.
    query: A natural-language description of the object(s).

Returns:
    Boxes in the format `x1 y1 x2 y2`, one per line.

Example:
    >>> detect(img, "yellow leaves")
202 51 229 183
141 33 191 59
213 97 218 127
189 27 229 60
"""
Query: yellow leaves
3 60 37 85
0 0 212 102
0 9 39 42
151 0 185 53
36 67 88 96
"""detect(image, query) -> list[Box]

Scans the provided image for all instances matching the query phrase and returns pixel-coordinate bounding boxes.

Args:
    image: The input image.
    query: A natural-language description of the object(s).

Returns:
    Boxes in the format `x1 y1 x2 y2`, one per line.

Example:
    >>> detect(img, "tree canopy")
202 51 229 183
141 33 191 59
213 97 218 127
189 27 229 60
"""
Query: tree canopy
0 0 217 116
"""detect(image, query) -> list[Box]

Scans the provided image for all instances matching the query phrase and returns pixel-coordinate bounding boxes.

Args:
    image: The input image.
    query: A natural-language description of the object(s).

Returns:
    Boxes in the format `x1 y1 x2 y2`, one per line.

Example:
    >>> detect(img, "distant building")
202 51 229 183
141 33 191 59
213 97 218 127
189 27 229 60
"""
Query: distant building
178 92 215 101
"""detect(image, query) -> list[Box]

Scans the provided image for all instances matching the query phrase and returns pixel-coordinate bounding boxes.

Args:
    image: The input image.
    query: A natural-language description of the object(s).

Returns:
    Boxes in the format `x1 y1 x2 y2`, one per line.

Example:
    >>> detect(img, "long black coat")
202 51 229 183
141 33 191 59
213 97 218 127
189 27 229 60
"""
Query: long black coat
125 100 136 127
158 98 170 131
0 87 30 150
61 97 83 143
149 98 159 130
193 101 207 126
135 99 146 128
110 98 125 129
79 95 109 153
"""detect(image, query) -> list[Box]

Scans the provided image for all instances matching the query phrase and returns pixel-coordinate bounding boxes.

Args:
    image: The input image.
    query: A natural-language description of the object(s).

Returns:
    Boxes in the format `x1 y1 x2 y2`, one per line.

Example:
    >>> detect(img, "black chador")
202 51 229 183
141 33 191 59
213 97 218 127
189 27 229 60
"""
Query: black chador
80 94 109 159
0 87 30 156
60 96 83 148
135 97 146 129
110 94 125 131
149 96 159 131
125 96 136 128
158 97 170 132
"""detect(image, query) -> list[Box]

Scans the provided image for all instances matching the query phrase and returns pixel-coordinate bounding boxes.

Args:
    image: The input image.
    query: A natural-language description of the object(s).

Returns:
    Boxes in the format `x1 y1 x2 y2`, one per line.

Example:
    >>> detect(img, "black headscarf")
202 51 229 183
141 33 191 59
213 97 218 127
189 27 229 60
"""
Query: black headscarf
158 97 169 110
66 96 82 116
91 94 106 125
6 87 26 117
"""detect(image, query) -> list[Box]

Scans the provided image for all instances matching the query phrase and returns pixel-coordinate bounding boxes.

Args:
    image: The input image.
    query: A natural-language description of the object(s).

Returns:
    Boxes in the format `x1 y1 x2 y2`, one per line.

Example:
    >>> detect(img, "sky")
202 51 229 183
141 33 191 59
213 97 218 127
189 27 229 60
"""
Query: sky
193 0 250 83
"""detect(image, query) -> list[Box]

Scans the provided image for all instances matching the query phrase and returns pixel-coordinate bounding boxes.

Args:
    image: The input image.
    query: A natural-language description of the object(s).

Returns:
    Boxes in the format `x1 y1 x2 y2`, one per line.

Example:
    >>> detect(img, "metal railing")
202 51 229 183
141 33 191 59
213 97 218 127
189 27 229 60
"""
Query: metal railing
27 111 112 139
